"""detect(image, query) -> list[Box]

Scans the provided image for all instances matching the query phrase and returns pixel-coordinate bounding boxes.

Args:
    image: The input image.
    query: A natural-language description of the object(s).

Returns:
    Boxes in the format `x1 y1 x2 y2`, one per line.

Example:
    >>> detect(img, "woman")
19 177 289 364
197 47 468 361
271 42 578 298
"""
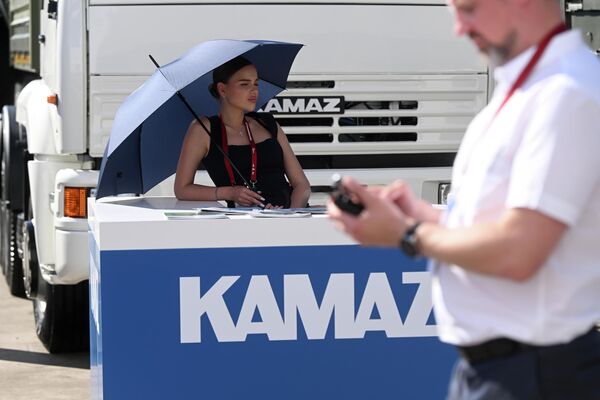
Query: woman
174 57 311 208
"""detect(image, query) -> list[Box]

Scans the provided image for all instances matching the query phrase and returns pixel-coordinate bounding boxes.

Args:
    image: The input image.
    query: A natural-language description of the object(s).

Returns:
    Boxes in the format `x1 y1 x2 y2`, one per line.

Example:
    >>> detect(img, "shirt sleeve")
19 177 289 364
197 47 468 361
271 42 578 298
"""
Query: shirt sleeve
506 80 600 226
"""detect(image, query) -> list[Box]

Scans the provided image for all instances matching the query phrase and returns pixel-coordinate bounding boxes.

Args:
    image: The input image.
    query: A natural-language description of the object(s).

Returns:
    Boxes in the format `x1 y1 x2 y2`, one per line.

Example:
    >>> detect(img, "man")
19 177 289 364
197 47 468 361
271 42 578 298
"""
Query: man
328 0 600 398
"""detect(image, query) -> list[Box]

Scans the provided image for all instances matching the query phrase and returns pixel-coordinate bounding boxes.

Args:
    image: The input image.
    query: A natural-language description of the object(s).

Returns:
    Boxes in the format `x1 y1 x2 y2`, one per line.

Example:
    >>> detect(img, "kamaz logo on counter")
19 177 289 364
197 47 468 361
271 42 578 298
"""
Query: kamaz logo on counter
179 272 435 344
261 96 345 114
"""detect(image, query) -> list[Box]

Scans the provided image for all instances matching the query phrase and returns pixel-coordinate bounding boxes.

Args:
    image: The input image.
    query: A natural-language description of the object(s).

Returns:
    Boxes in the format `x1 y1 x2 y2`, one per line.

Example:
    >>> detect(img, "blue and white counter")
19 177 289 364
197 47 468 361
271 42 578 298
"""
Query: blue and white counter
88 197 456 400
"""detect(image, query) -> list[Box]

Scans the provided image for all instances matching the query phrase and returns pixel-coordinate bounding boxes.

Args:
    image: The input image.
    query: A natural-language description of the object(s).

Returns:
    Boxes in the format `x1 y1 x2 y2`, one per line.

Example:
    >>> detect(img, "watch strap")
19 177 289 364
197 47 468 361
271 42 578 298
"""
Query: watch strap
400 221 422 258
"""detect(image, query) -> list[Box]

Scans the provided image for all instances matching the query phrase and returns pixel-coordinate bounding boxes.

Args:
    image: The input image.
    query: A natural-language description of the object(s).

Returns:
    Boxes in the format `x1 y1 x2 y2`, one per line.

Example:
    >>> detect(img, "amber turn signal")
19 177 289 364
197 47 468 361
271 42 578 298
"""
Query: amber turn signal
64 187 88 218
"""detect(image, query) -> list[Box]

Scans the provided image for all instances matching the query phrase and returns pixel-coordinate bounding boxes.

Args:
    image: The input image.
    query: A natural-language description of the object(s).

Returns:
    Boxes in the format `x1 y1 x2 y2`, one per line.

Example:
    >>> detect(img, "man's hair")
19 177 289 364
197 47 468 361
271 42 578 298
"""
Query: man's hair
208 56 253 99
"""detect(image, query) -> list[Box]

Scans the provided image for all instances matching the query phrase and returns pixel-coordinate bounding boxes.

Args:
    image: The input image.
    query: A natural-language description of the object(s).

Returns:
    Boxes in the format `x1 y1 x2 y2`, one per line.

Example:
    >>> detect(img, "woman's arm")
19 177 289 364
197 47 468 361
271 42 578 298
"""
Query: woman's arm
174 119 214 200
276 125 311 208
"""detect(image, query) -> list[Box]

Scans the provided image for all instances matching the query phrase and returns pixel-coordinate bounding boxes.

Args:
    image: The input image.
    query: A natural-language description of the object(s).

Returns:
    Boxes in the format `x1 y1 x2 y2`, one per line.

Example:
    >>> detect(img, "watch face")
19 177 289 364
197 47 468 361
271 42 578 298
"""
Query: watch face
401 235 418 258
400 222 422 258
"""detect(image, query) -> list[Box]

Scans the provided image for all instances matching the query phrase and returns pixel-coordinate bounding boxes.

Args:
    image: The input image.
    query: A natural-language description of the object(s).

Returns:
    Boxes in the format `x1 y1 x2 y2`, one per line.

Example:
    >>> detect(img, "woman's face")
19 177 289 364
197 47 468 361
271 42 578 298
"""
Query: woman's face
218 65 259 112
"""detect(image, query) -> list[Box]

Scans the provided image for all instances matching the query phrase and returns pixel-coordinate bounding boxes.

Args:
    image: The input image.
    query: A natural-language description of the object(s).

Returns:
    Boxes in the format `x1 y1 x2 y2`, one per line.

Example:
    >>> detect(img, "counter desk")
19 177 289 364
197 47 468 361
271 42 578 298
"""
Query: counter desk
88 197 456 400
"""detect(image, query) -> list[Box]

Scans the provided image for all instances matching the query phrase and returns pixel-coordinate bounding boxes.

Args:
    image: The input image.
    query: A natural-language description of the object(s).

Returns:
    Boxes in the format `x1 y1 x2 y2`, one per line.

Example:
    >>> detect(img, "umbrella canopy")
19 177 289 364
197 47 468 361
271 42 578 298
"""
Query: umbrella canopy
96 39 303 199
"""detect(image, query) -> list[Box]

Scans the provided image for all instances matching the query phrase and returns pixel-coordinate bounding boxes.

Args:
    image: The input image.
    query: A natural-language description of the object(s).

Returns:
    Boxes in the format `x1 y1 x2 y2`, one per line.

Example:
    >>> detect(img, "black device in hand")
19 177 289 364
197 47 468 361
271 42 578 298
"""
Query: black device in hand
330 174 364 216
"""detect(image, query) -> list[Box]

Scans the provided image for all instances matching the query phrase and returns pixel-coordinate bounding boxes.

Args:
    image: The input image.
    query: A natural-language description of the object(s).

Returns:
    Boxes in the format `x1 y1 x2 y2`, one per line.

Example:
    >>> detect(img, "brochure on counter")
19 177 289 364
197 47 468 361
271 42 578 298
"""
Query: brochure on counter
163 210 228 220
196 206 328 217
252 209 311 218
198 207 258 215
163 207 327 220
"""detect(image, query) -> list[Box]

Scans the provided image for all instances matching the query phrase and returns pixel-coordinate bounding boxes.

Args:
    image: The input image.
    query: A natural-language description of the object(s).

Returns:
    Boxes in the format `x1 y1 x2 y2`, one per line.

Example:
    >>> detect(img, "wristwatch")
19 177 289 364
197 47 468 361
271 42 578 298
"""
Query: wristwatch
400 221 422 258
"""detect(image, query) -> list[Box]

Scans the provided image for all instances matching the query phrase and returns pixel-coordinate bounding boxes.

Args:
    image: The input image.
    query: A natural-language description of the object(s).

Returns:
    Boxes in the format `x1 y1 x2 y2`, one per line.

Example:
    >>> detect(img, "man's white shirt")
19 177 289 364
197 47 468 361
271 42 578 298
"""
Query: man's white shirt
432 30 600 346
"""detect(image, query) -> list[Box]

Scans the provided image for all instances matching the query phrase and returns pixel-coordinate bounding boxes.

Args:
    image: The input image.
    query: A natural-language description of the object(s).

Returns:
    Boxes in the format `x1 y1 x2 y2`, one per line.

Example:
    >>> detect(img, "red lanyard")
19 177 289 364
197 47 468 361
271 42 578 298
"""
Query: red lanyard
219 115 258 187
494 23 567 118
458 23 567 178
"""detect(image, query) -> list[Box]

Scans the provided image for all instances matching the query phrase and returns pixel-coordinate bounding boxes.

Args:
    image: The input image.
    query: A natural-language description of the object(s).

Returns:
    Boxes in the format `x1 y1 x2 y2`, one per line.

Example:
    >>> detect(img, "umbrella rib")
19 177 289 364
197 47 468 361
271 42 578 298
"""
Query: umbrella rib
149 54 176 91
149 54 211 136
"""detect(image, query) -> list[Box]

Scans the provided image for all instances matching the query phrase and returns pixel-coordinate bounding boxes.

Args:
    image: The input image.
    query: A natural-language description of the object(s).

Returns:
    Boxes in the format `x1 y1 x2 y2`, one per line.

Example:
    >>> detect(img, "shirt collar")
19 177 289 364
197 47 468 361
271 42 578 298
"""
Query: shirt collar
493 30 583 87
493 46 535 86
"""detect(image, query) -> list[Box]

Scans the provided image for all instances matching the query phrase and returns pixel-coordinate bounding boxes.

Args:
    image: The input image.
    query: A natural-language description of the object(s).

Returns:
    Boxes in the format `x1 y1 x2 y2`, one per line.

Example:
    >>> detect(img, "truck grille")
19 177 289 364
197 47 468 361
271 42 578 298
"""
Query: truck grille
88 74 488 166
273 74 488 154
287 80 335 89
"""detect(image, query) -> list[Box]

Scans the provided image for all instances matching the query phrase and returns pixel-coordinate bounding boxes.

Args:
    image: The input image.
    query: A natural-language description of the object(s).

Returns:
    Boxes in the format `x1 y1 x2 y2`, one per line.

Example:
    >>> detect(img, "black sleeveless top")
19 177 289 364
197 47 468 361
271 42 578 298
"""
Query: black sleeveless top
201 112 292 208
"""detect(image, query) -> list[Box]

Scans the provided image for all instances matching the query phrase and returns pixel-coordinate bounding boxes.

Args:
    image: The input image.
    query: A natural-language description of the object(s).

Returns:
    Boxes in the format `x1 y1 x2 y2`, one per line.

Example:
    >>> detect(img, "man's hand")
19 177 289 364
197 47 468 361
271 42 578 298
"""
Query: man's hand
327 177 414 247
378 180 442 224
379 180 420 218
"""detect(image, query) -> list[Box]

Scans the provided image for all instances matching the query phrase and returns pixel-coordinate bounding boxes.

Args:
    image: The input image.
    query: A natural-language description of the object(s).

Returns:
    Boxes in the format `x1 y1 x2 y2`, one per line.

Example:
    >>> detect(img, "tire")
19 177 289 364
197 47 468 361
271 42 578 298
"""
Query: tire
0 199 5 277
21 215 39 299
0 106 13 276
3 207 25 297
1 105 26 297
0 111 3 200
22 181 88 353
34 279 90 353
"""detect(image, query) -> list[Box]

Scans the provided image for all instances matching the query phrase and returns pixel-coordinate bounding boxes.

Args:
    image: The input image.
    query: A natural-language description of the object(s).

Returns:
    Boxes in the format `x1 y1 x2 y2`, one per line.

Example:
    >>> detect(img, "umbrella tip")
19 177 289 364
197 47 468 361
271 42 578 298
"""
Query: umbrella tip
149 54 160 68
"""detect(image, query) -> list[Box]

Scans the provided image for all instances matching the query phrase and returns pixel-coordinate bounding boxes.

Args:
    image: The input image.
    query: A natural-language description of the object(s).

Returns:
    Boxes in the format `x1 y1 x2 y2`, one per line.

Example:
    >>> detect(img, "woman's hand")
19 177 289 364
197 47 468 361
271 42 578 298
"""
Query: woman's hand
223 186 265 207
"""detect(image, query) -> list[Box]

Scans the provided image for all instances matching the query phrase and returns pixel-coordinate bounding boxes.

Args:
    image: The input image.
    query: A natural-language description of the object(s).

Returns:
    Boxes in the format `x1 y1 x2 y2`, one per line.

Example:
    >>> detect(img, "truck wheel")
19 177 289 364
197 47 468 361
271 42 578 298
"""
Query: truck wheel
3 209 25 297
21 216 39 299
1 105 26 297
0 200 5 276
0 106 13 276
33 279 90 353
0 111 3 200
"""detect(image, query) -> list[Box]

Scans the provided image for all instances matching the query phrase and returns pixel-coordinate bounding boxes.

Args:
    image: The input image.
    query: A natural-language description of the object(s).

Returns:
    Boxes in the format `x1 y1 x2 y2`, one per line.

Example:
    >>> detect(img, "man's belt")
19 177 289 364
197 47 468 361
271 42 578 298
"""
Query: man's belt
458 328 598 365
457 338 532 364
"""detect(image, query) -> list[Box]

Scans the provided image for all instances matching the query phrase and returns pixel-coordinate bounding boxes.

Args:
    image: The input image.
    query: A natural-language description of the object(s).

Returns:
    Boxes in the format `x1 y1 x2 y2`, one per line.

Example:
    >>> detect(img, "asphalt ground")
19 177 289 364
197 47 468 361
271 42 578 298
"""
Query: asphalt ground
0 278 89 400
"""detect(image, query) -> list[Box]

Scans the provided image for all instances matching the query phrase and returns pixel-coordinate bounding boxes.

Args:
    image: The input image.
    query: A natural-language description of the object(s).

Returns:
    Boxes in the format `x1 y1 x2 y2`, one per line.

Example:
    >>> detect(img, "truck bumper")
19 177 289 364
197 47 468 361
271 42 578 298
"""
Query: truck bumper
53 227 90 284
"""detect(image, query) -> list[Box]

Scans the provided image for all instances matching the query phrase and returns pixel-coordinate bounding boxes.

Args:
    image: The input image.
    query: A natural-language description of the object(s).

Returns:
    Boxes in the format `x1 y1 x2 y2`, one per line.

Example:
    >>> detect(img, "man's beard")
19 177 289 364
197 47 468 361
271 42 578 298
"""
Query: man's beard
470 30 518 67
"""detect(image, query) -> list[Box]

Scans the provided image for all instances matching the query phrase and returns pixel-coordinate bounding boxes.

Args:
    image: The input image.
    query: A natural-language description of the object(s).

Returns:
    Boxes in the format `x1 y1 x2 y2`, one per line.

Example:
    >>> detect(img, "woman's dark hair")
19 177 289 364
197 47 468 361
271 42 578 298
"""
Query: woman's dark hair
208 56 253 99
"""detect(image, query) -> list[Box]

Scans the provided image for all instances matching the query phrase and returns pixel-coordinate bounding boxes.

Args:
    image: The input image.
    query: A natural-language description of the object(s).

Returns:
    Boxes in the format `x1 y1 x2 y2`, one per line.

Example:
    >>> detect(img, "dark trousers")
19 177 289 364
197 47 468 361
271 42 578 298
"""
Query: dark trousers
447 328 600 400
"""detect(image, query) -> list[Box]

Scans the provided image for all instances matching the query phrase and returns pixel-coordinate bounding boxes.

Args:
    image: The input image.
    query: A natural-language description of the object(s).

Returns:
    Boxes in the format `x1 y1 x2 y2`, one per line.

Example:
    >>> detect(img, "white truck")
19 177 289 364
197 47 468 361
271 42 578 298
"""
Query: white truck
5 0 589 353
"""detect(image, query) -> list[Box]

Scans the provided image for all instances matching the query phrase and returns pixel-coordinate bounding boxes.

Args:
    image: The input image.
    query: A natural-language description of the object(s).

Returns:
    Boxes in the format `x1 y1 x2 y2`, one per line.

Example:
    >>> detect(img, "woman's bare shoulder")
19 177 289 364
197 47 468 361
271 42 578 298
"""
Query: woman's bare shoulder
188 116 211 135
187 117 210 141
183 117 211 156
